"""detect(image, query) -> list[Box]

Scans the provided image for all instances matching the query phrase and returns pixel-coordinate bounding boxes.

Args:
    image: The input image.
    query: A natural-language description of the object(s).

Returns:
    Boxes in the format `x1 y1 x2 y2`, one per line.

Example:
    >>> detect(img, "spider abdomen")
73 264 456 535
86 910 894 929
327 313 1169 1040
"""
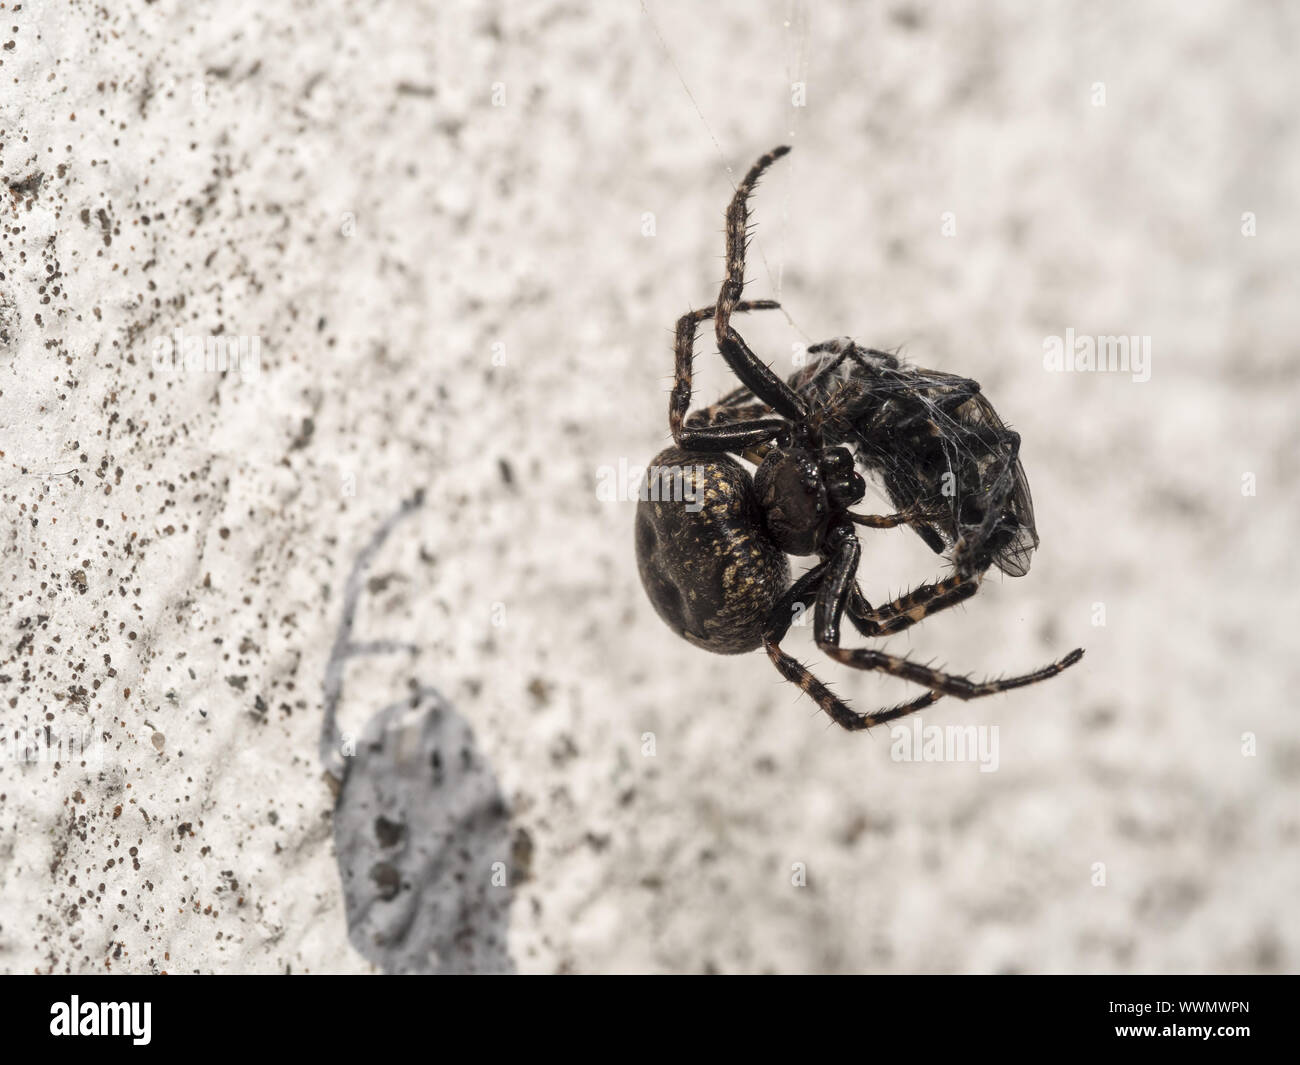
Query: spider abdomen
635 447 790 655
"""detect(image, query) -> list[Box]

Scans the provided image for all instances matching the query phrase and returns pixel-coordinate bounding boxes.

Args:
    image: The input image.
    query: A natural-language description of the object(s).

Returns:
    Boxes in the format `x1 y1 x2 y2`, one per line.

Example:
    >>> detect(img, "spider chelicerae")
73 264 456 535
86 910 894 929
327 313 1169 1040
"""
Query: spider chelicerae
635 145 1083 731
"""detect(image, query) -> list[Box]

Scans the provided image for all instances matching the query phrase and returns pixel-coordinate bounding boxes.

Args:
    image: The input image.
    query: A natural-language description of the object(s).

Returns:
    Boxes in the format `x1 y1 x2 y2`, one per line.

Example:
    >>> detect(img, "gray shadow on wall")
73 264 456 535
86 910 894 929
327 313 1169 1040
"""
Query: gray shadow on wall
321 491 514 974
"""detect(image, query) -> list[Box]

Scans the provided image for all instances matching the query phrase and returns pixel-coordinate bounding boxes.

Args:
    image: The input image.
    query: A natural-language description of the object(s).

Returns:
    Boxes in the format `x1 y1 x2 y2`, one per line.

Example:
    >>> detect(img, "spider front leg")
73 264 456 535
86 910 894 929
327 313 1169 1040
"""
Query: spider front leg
715 145 790 341
845 573 981 638
812 527 1084 700
717 326 807 423
762 554 943 732
712 146 809 422
682 399 785 466
685 399 775 430
671 300 790 452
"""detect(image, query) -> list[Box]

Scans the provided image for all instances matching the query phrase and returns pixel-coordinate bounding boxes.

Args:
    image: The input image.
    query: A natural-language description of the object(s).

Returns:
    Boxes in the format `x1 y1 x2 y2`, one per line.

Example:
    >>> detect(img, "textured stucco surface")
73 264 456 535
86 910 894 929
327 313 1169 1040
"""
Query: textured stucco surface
1 0 1297 973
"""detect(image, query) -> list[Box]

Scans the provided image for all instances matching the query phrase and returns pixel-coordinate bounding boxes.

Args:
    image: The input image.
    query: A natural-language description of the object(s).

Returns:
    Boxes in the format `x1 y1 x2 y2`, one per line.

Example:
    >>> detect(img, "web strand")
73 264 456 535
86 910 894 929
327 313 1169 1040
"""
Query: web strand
637 0 807 339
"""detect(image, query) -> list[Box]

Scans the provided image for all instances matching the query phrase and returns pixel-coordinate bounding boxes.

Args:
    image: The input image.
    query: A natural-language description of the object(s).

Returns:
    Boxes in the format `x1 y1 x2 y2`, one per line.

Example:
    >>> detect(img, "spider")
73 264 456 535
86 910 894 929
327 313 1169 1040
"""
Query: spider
634 145 1083 731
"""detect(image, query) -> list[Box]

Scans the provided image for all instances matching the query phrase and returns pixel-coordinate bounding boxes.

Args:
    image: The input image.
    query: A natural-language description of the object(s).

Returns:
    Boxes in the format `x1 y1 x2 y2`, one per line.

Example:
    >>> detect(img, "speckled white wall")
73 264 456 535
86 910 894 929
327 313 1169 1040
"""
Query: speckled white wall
1 0 1296 974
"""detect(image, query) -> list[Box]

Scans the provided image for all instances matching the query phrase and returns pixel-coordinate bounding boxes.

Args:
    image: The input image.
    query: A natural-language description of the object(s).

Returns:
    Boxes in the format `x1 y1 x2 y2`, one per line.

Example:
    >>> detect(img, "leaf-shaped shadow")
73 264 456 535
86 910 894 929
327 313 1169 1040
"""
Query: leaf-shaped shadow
323 492 514 973
333 686 514 974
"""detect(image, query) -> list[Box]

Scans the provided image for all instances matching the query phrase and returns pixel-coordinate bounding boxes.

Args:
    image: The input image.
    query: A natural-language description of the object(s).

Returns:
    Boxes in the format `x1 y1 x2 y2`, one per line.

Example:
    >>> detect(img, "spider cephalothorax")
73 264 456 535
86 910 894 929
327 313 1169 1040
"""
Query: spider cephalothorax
754 445 865 555
635 145 1083 731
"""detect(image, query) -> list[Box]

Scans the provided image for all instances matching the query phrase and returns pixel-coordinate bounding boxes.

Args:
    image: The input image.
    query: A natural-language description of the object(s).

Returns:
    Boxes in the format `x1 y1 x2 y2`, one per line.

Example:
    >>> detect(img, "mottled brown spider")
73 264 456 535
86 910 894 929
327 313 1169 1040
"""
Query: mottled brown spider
635 145 1083 730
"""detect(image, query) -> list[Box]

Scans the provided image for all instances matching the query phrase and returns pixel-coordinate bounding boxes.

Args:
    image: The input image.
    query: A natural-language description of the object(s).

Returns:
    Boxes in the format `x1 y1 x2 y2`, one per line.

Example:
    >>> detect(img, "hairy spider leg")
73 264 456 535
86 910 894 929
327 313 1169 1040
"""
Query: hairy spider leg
762 561 943 730
847 510 922 529
671 300 791 452
846 576 980 638
685 399 775 429
712 145 809 422
809 531 1084 705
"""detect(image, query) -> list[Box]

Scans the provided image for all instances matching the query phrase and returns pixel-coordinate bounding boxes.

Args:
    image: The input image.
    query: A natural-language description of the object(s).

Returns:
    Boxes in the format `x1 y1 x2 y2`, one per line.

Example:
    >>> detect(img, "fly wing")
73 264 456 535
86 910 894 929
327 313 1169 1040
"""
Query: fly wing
951 390 1039 577
995 456 1039 576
